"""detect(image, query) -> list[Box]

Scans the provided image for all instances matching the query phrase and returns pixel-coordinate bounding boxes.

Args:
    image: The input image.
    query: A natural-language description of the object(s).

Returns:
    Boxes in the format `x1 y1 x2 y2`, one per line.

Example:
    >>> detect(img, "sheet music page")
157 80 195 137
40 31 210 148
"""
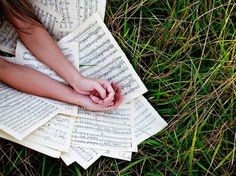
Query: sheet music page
15 41 79 115
0 1 63 54
15 41 80 83
0 82 59 140
25 114 75 152
60 150 75 166
0 56 17 63
96 0 107 20
71 105 137 151
60 13 148 103
30 0 63 39
0 131 61 158
1 55 78 116
35 0 78 32
35 0 106 39
133 96 168 144
102 150 132 161
40 98 78 116
76 0 106 25
61 147 103 169
0 21 18 54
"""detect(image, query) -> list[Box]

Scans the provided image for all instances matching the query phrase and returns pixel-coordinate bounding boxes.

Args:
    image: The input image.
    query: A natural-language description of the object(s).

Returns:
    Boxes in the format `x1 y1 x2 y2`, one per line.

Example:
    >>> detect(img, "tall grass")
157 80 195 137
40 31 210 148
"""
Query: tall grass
0 0 235 175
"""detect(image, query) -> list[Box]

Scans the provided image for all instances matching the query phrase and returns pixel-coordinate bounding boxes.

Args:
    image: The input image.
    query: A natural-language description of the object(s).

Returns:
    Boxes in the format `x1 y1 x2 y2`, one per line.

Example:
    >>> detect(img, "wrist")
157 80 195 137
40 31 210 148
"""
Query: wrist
65 87 83 105
69 91 86 107
67 72 83 87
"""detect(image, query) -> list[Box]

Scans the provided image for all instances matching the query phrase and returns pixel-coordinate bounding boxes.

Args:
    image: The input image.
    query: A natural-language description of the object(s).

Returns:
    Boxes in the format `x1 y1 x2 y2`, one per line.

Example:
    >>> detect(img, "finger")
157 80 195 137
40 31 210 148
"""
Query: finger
100 81 115 104
91 90 97 96
116 84 122 95
75 89 90 95
114 84 123 107
94 83 107 99
94 91 100 97
114 94 123 107
90 95 101 104
91 91 103 101
97 99 116 106
106 102 114 106
111 81 117 91
97 99 104 105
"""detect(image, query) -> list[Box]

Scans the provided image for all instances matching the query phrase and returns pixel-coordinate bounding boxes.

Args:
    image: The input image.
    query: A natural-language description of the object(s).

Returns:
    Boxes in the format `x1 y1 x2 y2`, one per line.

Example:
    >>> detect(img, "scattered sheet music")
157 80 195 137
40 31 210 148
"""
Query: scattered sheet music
0 1 167 170
0 1 63 54
59 13 148 103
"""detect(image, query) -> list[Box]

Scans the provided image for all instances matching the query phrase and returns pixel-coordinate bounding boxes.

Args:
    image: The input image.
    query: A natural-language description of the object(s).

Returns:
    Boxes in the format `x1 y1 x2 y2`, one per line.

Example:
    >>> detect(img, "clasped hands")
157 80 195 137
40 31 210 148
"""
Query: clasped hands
70 75 123 111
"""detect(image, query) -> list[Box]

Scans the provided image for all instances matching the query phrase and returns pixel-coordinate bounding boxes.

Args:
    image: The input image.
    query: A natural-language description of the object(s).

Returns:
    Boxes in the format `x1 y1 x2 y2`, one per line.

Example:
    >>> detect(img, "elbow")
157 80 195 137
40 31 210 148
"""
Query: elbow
11 15 42 35
17 23 42 36
0 58 7 69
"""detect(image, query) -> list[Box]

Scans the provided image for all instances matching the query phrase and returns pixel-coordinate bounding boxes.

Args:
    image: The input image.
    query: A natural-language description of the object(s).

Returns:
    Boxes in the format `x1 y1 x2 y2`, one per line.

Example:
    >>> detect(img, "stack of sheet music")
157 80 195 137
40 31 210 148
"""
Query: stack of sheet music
0 0 167 169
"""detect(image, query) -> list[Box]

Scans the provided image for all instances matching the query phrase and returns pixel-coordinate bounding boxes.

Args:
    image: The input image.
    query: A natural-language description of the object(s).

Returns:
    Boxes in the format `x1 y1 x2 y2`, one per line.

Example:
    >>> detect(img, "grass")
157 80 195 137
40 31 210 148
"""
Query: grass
0 0 236 175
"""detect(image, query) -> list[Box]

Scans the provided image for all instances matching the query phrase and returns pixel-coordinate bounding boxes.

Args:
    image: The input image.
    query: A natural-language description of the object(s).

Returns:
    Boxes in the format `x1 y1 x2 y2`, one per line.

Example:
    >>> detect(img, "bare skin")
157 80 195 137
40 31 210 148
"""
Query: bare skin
11 16 116 105
0 59 123 111
0 15 123 111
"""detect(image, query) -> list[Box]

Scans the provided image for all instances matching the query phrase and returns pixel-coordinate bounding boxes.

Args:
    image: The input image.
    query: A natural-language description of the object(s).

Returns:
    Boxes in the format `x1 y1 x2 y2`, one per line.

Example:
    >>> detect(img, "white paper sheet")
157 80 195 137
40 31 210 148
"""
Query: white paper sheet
102 150 132 161
0 56 16 63
30 0 63 39
0 1 63 54
61 146 103 169
133 96 168 144
15 41 79 83
0 131 61 158
97 96 168 161
36 0 107 38
60 13 148 103
26 114 75 152
0 82 59 140
72 105 137 151
15 41 79 115
76 0 106 25
35 0 78 31
0 3 167 167
0 21 18 54
60 150 75 166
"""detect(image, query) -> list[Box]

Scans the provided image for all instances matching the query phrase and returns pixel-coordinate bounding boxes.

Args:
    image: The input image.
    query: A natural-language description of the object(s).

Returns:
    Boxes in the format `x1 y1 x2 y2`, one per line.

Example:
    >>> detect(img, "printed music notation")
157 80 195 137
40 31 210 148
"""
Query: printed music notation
0 5 167 169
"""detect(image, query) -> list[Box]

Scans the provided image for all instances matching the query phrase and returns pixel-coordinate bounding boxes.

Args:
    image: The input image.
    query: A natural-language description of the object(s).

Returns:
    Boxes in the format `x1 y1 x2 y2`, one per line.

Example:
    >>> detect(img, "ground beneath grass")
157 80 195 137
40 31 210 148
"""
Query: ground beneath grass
0 0 236 175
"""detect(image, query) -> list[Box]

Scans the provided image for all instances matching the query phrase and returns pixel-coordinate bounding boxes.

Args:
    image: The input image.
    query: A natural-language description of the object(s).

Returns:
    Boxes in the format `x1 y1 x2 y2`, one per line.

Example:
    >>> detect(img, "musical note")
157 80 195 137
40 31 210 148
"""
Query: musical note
15 41 79 115
0 1 63 54
0 82 59 140
61 146 104 169
34 0 106 39
132 96 168 144
71 104 136 151
60 13 148 103
26 114 75 152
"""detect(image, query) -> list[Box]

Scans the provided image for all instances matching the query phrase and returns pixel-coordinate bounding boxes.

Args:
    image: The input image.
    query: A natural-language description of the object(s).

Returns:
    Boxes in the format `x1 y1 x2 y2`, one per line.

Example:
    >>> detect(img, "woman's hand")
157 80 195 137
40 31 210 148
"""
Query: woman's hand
71 75 116 105
76 82 123 112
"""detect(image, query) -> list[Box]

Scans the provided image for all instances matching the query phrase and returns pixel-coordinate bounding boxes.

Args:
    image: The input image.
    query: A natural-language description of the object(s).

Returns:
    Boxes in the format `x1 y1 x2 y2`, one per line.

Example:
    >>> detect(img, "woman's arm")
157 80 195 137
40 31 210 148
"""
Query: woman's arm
0 59 80 104
14 18 79 87
11 16 115 104
0 59 122 111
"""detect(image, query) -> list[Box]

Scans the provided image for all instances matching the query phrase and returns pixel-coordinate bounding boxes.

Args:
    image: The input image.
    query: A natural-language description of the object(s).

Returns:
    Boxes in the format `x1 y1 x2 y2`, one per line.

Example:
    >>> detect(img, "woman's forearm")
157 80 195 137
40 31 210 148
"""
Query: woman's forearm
10 17 116 105
13 17 81 86
0 59 80 105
